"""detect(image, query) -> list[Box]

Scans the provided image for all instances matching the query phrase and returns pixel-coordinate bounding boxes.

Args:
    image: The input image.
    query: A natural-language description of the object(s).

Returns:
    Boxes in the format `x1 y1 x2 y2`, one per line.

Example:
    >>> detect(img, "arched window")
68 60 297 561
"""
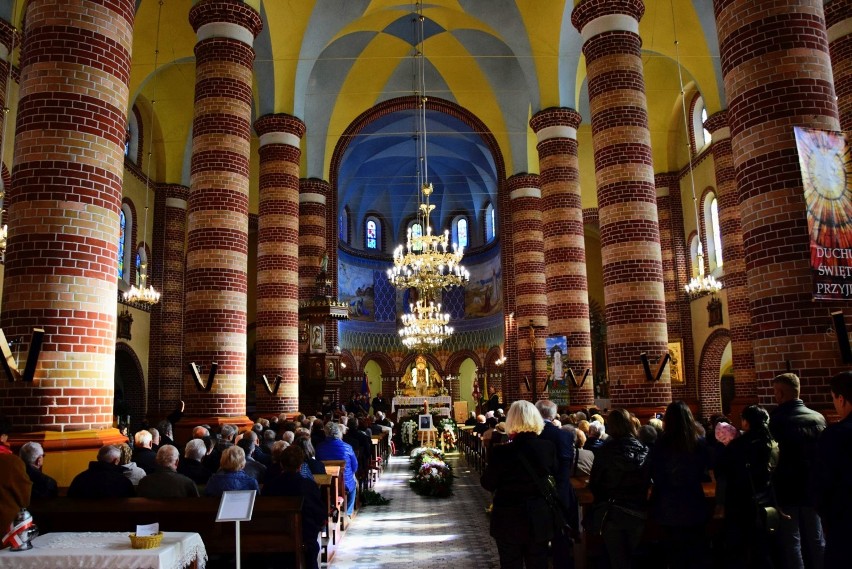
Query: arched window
452 216 468 250
408 221 423 252
118 203 133 283
692 95 712 151
689 233 701 278
126 109 140 163
706 195 723 271
135 246 148 287
484 203 495 243
365 216 381 251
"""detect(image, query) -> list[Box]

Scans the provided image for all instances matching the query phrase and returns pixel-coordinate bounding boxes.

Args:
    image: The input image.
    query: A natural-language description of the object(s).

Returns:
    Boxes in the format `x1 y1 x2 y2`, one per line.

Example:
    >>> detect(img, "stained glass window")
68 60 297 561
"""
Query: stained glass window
135 251 141 286
411 222 422 251
710 197 723 268
485 203 495 242
366 219 377 249
118 209 126 278
457 218 468 249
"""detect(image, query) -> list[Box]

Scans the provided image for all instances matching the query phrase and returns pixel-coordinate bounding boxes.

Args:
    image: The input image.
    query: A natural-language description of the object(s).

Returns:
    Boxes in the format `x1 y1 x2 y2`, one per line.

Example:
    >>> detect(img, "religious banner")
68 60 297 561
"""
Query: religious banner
545 336 568 387
794 127 852 300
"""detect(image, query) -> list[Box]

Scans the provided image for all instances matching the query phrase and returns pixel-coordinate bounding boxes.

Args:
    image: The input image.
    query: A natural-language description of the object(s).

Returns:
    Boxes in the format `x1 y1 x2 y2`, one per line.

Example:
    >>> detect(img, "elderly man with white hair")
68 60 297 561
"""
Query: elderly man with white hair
177 438 212 485
19 442 58 499
132 430 158 474
315 421 358 516
137 445 199 498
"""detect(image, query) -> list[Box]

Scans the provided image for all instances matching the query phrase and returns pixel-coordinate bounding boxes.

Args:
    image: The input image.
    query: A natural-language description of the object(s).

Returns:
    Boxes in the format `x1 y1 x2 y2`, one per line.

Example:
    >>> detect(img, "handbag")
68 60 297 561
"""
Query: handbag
517 451 575 538
745 461 780 535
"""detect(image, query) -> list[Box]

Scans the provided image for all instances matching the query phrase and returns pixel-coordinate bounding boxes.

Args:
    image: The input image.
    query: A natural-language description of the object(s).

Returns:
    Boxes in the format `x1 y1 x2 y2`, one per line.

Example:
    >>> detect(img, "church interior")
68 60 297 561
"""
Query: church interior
0 0 849 490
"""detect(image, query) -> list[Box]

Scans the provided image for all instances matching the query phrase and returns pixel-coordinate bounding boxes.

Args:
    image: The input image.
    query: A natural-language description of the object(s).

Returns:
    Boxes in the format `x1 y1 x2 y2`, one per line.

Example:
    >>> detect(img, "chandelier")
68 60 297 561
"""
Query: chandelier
399 292 454 351
124 0 164 306
673 29 723 300
386 1 468 351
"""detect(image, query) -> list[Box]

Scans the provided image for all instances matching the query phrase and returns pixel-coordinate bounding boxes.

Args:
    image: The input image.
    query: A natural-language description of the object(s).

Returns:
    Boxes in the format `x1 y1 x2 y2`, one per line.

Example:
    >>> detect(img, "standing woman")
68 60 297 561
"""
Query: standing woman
586 408 651 569
481 400 558 569
716 405 779 569
650 401 712 568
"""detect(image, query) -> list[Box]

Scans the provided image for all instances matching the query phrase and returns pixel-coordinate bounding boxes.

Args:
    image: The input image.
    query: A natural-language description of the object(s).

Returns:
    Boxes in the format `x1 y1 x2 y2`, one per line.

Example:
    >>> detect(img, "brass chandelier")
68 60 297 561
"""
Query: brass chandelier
387 2 469 351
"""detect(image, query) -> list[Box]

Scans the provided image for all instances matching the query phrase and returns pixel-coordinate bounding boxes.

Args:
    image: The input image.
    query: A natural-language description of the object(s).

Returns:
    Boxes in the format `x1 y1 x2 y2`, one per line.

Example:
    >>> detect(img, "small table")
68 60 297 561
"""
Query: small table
0 531 207 569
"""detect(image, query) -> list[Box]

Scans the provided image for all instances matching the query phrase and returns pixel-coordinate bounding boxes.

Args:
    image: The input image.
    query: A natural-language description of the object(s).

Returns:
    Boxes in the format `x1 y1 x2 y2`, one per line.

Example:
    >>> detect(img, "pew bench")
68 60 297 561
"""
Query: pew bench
29 496 305 568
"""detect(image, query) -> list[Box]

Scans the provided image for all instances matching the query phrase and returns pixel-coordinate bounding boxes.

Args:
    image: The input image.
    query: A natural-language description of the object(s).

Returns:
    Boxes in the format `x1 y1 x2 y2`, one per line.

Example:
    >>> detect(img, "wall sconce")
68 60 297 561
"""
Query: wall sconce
0 328 44 382
189 361 218 392
260 374 282 395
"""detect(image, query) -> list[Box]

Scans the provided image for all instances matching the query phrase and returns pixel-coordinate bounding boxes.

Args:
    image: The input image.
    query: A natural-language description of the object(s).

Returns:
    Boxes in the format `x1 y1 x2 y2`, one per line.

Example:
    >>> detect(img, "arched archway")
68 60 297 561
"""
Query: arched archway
115 343 145 430
698 329 731 420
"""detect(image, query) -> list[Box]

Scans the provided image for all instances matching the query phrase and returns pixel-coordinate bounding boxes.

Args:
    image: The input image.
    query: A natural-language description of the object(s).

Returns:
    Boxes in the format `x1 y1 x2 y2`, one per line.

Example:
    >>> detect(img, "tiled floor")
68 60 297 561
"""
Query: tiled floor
329 452 500 568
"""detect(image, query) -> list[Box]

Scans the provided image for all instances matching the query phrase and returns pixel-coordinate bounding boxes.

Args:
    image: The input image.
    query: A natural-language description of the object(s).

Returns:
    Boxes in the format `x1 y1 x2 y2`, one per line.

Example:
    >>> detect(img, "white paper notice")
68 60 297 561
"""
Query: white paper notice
216 490 257 522
136 523 159 536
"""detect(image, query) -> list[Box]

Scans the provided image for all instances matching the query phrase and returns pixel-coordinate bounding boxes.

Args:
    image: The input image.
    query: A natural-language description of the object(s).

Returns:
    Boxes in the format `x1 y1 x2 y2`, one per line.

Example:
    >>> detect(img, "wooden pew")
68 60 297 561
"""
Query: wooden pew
30 496 305 568
322 461 350 529
314 473 341 563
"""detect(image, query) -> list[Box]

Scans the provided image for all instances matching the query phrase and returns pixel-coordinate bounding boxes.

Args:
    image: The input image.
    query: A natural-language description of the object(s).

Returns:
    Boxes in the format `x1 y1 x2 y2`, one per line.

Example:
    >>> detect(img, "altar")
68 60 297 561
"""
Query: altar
391 395 453 417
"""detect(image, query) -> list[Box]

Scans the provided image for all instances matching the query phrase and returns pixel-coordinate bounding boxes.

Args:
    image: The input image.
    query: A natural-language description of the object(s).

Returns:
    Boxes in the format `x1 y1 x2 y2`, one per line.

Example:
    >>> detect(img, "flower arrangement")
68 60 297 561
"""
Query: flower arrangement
438 417 457 451
409 448 454 498
401 420 418 448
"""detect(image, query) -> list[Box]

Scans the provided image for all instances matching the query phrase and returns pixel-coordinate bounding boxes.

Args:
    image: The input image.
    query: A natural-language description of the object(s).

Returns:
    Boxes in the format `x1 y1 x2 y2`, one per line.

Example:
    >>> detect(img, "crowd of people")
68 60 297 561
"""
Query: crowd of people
0 400 395 569
480 371 852 569
1 372 851 569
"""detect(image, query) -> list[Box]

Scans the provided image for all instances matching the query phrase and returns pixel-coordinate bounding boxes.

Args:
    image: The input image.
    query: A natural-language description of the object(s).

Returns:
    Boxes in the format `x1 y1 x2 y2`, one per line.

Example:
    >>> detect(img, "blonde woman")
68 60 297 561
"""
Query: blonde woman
481 400 559 568
204 445 259 496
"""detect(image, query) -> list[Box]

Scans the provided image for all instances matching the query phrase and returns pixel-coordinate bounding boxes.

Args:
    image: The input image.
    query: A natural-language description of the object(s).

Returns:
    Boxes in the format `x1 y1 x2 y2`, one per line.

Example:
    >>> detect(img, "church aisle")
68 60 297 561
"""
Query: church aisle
329 452 500 568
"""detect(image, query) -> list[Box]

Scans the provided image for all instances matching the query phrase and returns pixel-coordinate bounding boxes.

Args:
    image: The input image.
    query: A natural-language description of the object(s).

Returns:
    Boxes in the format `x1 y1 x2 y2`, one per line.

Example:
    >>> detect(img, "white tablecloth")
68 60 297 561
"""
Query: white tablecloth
0 531 207 569
391 395 452 413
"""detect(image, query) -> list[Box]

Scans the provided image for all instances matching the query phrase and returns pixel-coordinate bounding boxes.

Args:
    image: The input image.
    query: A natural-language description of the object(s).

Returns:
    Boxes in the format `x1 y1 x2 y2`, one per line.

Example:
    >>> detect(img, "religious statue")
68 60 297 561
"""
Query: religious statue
319 250 329 274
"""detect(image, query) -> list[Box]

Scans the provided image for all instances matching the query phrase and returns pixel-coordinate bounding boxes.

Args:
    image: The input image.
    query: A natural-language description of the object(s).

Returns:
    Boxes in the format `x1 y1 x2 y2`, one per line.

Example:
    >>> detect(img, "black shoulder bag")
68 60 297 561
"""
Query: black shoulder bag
746 441 782 535
517 451 575 538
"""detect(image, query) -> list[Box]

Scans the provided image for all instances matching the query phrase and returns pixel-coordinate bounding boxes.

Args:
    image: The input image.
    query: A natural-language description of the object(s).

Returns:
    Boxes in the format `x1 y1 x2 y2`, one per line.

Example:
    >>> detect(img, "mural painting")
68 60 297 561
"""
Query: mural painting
338 262 375 321
465 254 502 318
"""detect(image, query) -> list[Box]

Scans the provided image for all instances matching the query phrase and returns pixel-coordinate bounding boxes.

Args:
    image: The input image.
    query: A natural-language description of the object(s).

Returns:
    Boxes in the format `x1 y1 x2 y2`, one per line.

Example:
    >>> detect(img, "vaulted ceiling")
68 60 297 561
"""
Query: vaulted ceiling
0 0 724 239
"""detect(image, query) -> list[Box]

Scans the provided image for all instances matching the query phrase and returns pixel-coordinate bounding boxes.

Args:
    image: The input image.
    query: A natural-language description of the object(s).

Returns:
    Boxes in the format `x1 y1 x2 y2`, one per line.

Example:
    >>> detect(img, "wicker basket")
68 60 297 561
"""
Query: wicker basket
128 532 164 549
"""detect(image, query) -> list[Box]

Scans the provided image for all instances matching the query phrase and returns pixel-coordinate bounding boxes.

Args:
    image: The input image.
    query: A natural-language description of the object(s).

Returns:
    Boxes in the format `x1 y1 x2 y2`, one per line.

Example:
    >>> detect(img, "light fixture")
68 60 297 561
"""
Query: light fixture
494 353 507 366
386 2 468 352
398 294 454 351
672 18 723 300
123 0 164 306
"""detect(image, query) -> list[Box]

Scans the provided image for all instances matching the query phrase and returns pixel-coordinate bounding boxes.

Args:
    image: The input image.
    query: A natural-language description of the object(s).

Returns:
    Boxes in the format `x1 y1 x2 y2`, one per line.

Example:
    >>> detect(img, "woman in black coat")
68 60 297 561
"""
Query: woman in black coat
481 400 559 569
586 408 650 569
650 401 712 568
715 405 780 569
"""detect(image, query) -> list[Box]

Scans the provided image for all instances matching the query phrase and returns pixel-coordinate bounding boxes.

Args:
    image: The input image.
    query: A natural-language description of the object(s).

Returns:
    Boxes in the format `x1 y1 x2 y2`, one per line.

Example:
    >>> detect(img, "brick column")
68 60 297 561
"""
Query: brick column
0 0 133 460
529 108 594 408
184 1 262 422
655 173 696 404
0 20 14 174
827 0 852 130
713 0 844 406
149 184 189 417
254 114 304 415
704 111 756 410
508 173 548 401
500 178 520 405
573 0 671 411
299 178 329 302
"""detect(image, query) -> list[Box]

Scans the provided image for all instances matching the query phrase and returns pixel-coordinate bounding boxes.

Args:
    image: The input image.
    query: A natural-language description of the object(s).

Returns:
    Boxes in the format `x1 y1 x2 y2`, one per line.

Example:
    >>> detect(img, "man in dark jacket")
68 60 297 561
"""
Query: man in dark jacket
19 442 58 500
371 394 388 415
137 445 199 498
132 430 158 474
177 439 212 485
818 371 852 569
68 445 135 498
536 400 578 569
770 372 826 569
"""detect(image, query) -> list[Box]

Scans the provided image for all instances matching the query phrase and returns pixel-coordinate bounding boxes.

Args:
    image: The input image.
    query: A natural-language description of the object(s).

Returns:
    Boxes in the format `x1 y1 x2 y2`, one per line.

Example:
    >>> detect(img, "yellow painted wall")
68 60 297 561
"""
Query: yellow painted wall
458 358 478 416
364 359 383 410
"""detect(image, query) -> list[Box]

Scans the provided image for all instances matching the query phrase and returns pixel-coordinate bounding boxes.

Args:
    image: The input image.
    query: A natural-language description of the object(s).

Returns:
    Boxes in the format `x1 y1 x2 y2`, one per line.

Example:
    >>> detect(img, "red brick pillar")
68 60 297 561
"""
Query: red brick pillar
704 111 756 411
573 0 672 412
713 0 844 405
254 114 305 415
655 173 696 404
0 0 134 439
299 178 329 303
183 1 262 423
508 173 549 401
529 108 594 408
827 0 852 130
149 184 189 417
0 20 15 171
500 178 520 405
